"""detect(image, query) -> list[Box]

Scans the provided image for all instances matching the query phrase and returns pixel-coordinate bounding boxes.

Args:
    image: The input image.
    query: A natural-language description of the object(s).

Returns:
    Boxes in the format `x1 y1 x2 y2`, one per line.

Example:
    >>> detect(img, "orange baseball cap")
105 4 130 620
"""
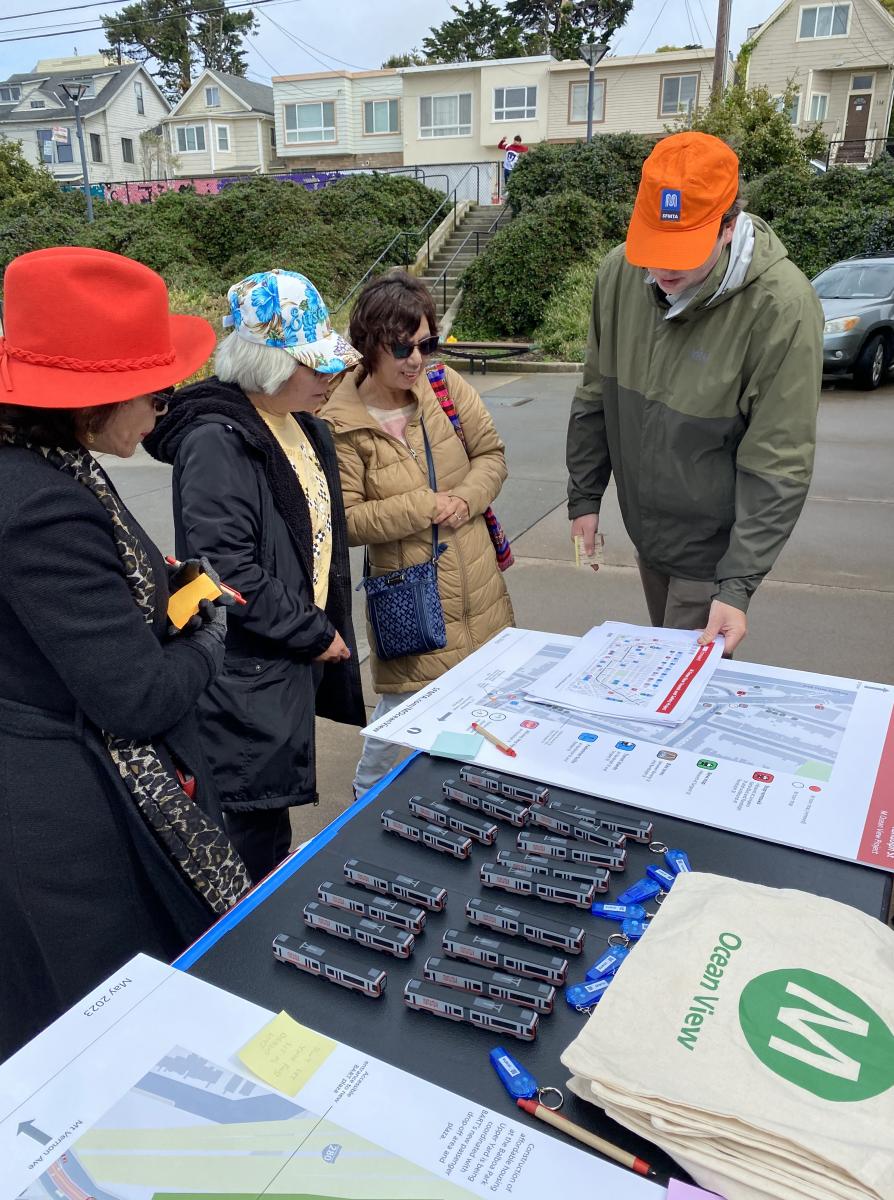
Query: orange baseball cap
625 132 740 271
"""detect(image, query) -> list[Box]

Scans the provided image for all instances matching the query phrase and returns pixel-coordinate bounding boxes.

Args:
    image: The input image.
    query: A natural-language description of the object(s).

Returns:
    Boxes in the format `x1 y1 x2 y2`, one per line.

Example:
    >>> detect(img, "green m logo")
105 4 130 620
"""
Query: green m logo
739 969 894 1101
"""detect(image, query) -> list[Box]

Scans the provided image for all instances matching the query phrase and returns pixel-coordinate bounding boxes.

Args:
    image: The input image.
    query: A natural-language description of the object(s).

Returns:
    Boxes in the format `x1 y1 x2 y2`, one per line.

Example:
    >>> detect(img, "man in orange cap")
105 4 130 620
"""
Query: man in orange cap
566 132 822 653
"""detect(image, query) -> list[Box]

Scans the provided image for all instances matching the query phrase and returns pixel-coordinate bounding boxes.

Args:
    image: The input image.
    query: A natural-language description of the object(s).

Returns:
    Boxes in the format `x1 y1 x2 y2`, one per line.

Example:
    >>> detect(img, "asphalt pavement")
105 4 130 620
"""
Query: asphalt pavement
103 371 894 843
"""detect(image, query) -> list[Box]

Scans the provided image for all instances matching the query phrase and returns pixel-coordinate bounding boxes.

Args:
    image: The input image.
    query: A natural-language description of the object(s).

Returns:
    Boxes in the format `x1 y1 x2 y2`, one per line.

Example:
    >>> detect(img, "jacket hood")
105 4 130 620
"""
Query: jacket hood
144 377 264 465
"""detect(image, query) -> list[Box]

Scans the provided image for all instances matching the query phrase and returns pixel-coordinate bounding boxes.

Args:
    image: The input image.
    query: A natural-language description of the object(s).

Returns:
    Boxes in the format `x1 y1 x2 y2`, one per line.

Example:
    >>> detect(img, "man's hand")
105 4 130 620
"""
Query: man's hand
698 600 747 655
315 630 351 663
570 513 600 556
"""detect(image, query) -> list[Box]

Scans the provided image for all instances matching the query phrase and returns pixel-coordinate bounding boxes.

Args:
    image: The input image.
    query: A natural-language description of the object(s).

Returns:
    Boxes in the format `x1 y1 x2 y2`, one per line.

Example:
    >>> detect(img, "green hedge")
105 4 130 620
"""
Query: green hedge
535 248 607 363
453 191 604 339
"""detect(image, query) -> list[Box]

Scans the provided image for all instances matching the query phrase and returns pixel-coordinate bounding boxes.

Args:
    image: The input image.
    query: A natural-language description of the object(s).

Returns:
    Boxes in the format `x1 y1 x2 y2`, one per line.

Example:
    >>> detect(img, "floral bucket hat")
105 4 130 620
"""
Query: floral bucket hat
222 269 360 374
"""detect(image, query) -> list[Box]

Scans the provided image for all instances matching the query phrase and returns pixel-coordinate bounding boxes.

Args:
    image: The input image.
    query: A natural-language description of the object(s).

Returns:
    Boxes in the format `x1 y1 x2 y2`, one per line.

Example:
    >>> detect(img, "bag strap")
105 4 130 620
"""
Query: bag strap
363 416 439 580
427 363 467 449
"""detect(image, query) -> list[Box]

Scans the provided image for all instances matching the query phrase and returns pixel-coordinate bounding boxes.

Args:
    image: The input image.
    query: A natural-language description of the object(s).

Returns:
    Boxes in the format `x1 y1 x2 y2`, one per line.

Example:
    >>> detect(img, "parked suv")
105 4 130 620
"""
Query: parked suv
812 255 894 389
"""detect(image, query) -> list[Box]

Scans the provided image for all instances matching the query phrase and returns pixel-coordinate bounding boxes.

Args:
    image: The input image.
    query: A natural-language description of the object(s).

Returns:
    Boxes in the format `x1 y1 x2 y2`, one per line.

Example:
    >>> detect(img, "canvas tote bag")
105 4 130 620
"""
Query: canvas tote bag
561 872 894 1200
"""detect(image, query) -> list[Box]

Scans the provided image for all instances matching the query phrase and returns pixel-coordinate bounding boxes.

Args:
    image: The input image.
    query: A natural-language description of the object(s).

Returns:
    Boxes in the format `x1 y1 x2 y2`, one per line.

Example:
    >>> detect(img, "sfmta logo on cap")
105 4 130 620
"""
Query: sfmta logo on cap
660 188 682 222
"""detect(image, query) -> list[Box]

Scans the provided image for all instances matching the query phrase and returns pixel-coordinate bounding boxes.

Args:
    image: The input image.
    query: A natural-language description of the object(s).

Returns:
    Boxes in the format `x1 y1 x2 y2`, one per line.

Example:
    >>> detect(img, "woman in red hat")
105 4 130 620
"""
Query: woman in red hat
0 247 250 1060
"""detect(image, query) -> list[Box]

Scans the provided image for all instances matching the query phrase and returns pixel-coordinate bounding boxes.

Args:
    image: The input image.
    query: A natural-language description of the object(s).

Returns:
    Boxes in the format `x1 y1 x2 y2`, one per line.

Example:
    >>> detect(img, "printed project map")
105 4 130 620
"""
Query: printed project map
365 628 894 870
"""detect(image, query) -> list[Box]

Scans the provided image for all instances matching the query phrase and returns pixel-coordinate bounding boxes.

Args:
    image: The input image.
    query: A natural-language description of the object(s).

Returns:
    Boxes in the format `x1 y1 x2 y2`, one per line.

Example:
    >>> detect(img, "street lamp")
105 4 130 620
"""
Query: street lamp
580 41 609 144
61 81 94 222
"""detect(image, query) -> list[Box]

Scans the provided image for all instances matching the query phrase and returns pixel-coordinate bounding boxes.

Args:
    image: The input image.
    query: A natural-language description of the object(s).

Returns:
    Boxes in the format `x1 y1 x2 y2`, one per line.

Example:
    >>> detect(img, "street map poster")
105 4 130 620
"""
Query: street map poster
0 955 657 1200
364 628 894 872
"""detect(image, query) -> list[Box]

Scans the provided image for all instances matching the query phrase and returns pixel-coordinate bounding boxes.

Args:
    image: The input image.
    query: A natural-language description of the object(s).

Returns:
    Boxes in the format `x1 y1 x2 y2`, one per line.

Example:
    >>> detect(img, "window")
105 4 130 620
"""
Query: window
284 100 336 143
774 94 800 124
851 74 874 91
808 93 829 122
216 124 230 151
363 97 399 135
134 80 144 114
0 85 21 102
89 132 102 162
30 100 45 108
269 123 276 148
799 4 849 38
569 79 605 123
205 85 220 108
493 85 537 121
659 73 699 117
37 128 73 165
121 136 135 163
175 124 206 152
419 92 472 138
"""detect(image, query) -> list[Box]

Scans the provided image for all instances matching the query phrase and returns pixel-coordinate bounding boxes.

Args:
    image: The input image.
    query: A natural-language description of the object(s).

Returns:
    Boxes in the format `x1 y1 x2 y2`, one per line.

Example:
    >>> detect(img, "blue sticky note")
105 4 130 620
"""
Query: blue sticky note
430 732 484 761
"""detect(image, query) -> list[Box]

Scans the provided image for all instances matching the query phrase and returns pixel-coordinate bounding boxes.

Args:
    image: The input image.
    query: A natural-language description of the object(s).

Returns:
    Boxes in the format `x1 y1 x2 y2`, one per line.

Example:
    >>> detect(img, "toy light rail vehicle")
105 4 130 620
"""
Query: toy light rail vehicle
465 897 585 954
272 934 387 998
516 831 626 871
423 954 556 1013
442 927 568 985
495 849 610 891
407 795 498 845
381 808 472 860
343 858 447 911
316 880 426 935
458 766 549 806
540 798 653 843
441 778 529 827
529 806 625 848
479 861 596 908
303 901 415 958
404 978 539 1042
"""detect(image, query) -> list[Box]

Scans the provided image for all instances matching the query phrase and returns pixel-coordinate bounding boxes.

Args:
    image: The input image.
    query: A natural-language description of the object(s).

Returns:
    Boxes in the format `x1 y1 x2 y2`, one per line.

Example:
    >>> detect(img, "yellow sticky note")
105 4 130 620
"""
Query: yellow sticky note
167 572 222 629
237 1011 336 1096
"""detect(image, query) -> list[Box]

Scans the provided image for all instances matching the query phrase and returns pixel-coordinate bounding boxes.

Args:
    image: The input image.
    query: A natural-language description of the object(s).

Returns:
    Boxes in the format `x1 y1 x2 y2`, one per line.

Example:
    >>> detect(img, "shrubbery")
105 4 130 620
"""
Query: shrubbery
453 191 604 338
535 248 607 362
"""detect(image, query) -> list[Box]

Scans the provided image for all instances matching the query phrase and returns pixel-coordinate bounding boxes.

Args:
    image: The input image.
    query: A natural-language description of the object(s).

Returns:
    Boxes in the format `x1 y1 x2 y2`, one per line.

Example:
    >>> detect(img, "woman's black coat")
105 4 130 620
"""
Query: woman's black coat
146 378 365 814
0 445 222 1059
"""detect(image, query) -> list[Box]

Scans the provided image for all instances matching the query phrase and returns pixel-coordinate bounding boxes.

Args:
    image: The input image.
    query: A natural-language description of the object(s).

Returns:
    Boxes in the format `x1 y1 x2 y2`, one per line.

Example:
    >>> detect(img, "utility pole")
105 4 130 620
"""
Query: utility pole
713 0 732 96
581 41 609 144
62 82 94 223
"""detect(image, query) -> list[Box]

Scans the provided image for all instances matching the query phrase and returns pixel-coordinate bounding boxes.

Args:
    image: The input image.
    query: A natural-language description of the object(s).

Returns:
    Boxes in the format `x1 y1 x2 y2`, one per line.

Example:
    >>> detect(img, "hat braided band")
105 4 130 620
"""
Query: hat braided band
0 338 175 373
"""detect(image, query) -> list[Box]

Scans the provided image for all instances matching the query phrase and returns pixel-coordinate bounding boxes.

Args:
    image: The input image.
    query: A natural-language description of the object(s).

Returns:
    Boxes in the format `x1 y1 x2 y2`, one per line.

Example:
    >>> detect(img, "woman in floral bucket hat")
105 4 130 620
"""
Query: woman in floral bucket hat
0 247 251 1060
145 270 365 883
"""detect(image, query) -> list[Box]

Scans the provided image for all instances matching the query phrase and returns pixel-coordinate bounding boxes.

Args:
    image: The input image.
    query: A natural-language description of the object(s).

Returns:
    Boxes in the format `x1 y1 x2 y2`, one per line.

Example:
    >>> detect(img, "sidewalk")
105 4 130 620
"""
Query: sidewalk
104 371 894 844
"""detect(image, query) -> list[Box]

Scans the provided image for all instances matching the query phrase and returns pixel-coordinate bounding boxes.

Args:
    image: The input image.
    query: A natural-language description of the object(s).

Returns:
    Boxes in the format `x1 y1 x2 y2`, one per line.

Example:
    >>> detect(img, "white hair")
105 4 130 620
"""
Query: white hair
215 332 297 396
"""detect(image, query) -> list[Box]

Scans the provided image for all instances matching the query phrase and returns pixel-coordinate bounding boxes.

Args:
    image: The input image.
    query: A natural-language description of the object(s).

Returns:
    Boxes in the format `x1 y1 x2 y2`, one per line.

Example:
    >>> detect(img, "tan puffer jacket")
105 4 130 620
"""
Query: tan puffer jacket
324 364 515 693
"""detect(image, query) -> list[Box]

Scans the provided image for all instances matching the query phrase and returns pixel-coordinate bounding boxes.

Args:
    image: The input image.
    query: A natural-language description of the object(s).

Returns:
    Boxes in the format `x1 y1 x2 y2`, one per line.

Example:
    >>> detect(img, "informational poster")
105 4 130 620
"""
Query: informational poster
0 955 658 1200
526 622 723 725
364 628 894 872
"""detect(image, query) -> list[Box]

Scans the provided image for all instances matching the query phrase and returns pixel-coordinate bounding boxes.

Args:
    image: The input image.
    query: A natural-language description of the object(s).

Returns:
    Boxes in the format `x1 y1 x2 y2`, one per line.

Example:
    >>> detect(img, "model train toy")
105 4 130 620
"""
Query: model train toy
380 808 472 860
343 858 447 911
403 978 539 1041
272 934 387 998
303 901 415 958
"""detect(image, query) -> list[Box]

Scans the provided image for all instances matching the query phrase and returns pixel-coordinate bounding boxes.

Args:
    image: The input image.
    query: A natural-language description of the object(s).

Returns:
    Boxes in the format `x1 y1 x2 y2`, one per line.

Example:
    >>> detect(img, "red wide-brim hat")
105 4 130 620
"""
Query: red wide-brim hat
0 246 216 408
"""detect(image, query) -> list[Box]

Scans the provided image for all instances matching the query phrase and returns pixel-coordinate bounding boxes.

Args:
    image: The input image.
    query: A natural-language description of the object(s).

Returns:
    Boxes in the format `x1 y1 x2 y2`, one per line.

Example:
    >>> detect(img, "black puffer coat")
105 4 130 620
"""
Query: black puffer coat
145 378 365 813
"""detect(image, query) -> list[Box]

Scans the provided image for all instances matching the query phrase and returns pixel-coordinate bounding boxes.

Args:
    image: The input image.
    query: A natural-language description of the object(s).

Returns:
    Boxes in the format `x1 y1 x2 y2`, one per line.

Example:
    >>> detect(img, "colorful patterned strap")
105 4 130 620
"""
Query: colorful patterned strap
427 364 514 571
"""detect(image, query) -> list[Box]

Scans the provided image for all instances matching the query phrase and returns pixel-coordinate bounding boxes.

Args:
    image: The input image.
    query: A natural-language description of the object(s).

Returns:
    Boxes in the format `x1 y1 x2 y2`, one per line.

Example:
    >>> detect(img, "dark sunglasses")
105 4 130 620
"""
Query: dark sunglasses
150 386 175 414
390 334 440 360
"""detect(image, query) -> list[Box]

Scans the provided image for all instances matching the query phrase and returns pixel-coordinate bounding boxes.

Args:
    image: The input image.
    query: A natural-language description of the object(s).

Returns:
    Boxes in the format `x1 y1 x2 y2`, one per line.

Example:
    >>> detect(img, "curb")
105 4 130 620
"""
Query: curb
442 358 582 374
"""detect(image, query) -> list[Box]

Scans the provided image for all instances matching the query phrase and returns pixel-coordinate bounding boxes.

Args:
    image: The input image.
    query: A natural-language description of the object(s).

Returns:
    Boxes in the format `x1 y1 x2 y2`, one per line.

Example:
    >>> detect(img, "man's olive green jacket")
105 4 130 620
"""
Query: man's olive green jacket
566 216 823 611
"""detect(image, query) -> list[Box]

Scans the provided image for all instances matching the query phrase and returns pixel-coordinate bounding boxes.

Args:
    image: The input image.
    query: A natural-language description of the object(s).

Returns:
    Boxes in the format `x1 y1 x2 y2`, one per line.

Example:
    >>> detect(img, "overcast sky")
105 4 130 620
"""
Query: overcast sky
0 1 765 83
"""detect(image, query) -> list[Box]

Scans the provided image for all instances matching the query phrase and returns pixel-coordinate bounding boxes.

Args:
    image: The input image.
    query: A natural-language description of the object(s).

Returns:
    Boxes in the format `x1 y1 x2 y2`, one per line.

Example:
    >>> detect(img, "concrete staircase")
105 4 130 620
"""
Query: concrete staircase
418 204 506 322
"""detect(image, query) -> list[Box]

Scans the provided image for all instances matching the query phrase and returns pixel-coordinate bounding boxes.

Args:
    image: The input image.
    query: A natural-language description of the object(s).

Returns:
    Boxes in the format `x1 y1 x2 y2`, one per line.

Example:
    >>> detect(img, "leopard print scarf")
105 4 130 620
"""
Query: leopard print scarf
4 436 251 916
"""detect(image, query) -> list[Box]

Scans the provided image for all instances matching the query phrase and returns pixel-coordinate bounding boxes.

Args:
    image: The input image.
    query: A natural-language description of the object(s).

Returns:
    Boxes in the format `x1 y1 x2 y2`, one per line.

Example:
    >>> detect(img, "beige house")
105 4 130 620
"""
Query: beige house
272 69 403 169
0 54 169 183
163 69 282 176
747 0 894 162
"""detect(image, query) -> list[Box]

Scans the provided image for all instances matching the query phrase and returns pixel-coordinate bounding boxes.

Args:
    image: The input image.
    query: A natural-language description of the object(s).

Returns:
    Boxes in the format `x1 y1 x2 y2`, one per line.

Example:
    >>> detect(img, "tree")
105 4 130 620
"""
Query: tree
655 43 702 52
420 0 632 65
381 50 426 68
101 0 257 100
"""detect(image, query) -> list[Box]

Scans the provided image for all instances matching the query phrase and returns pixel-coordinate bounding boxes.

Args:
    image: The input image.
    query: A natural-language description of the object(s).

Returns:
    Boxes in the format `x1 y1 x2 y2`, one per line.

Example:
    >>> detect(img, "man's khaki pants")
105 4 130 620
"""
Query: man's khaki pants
637 560 714 632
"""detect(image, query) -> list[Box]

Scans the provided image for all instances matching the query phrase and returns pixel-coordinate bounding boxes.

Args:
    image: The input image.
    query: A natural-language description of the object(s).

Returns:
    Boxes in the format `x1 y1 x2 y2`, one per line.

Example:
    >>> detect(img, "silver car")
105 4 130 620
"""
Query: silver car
812 256 894 389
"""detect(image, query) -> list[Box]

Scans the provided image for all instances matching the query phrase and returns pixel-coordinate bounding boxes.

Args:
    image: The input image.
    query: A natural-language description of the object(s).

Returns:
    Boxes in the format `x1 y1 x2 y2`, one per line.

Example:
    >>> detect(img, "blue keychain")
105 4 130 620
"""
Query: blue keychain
646 863 677 891
665 847 692 874
489 1047 563 1109
617 877 662 905
590 901 646 922
565 977 612 1010
620 917 650 940
586 944 629 980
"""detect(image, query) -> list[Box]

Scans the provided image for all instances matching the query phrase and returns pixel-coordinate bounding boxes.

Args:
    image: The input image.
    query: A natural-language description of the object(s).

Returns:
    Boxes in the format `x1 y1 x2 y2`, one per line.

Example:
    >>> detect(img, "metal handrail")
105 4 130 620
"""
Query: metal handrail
331 164 482 317
824 136 892 168
429 202 510 315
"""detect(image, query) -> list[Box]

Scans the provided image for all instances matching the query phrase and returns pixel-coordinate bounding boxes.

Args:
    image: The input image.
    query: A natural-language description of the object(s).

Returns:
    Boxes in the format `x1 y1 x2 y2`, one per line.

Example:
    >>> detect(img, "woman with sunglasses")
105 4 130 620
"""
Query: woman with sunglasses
325 270 514 796
145 270 366 883
0 247 249 1060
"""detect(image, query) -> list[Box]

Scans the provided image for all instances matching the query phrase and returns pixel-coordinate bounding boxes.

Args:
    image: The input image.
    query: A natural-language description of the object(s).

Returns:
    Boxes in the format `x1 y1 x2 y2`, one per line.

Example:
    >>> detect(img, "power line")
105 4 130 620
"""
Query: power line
259 9 370 72
0 1 120 23
0 0 273 45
